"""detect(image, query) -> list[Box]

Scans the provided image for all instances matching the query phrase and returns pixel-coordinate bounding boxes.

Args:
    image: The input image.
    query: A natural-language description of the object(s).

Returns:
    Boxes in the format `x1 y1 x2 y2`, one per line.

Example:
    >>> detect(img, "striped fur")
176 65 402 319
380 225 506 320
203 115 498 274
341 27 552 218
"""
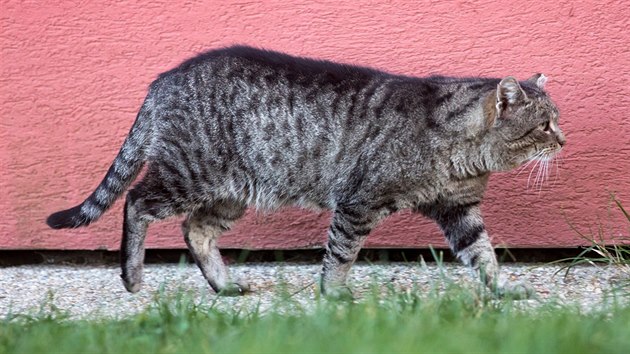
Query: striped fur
46 102 152 229
47 46 565 297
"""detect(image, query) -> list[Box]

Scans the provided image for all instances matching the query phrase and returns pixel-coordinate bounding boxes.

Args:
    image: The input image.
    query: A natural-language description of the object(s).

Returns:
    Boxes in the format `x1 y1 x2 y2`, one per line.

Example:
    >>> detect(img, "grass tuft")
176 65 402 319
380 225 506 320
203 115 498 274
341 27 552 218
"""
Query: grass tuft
544 195 630 297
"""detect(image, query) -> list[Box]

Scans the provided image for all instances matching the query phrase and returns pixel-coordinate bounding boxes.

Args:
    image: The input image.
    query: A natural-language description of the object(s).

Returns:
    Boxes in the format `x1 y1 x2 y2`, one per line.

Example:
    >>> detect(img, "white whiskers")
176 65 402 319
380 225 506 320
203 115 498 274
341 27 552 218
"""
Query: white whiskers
516 151 544 177
553 151 564 185
522 149 560 193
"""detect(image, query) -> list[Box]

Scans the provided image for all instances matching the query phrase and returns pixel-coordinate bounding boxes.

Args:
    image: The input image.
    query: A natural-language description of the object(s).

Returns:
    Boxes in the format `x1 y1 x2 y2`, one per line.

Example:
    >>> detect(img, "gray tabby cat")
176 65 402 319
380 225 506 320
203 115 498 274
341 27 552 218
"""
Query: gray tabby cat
47 45 565 298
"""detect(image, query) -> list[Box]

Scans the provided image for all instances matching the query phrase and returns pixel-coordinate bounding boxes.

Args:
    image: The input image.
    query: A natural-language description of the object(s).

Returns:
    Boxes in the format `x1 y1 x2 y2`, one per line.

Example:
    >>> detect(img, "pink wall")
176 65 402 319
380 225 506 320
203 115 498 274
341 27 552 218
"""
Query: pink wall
1 1 628 250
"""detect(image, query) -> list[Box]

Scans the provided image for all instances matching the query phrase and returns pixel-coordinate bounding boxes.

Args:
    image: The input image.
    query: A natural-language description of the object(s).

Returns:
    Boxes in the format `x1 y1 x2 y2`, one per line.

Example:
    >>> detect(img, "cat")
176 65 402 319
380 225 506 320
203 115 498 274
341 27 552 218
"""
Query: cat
47 45 565 298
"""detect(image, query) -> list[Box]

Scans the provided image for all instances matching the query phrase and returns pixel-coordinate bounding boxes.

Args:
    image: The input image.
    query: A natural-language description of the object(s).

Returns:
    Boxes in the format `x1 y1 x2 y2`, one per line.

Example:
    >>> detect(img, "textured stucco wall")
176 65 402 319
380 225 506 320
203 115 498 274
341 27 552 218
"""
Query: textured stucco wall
1 0 628 250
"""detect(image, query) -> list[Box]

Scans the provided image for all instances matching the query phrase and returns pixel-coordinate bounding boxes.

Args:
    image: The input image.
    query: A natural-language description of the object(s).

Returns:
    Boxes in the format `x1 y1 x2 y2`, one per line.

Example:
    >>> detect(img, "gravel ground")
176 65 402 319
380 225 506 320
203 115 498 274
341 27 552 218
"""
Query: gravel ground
1 262 628 319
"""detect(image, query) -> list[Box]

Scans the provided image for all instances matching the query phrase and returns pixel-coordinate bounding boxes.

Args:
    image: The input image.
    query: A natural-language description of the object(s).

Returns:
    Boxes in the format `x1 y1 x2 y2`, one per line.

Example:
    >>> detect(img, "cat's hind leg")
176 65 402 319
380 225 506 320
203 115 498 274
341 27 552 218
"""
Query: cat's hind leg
120 182 179 293
182 200 248 296
120 165 187 293
120 190 149 293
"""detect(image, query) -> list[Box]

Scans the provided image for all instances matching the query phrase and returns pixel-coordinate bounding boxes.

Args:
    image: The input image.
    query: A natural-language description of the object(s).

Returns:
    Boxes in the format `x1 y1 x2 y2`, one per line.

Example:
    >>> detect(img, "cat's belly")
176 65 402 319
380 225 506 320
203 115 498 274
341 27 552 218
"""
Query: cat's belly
391 173 489 211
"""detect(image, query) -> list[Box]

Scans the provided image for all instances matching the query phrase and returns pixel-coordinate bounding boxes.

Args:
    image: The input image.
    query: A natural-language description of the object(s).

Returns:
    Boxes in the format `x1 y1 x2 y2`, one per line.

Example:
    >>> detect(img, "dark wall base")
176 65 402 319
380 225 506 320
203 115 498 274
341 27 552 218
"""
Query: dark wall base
0 248 597 267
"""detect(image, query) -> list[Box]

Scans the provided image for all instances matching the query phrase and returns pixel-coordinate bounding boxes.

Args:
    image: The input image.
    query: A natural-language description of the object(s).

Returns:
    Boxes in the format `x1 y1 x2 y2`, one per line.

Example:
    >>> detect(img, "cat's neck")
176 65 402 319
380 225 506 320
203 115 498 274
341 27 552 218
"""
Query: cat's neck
449 90 503 177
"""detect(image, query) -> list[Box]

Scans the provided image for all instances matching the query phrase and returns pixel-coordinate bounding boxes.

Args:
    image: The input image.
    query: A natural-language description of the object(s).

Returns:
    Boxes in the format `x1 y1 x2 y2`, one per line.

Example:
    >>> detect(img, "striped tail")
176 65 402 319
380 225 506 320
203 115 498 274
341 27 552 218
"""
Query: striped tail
46 103 151 229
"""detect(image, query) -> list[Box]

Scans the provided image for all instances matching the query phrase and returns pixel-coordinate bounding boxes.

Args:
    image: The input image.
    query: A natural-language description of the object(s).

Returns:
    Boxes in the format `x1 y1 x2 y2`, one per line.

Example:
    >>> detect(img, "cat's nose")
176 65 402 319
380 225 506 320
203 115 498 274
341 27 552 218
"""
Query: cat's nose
557 135 566 147
555 130 566 147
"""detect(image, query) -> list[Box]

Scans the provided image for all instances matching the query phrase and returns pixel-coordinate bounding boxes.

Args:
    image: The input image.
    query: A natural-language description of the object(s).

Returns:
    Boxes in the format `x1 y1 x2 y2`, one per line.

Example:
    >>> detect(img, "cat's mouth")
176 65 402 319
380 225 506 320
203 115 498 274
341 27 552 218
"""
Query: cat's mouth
516 147 562 191
531 147 560 162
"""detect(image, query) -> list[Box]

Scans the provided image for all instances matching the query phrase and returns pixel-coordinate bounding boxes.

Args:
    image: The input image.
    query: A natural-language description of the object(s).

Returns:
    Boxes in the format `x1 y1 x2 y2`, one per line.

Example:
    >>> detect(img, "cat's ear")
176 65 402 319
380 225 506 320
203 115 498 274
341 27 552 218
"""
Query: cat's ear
527 73 547 89
495 76 527 116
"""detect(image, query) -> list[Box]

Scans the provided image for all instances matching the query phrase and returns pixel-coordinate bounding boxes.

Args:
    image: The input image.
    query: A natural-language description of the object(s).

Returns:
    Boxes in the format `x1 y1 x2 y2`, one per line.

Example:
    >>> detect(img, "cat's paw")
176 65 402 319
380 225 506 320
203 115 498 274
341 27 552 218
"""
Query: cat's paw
495 281 536 300
120 274 142 293
217 281 251 297
321 285 355 301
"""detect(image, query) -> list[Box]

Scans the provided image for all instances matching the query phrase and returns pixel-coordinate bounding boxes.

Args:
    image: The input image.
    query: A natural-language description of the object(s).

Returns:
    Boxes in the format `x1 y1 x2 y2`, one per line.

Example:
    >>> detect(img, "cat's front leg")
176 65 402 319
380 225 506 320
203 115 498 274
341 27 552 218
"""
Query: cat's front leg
321 208 381 299
422 202 534 299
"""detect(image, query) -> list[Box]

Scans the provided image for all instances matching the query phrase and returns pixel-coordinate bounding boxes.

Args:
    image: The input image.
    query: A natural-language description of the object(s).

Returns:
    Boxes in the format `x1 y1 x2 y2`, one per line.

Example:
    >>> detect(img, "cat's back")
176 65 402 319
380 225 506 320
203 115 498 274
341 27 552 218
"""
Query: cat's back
156 45 389 84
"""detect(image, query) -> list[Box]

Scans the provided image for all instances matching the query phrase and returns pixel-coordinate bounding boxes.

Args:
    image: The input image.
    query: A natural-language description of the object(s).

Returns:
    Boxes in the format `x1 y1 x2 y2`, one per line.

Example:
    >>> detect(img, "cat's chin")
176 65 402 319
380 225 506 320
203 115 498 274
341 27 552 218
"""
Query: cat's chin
496 161 526 172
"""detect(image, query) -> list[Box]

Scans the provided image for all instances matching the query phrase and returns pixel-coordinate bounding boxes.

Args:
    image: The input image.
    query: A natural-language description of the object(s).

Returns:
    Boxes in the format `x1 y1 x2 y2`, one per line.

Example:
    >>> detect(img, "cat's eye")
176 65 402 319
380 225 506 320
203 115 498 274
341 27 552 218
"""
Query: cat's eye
539 121 550 132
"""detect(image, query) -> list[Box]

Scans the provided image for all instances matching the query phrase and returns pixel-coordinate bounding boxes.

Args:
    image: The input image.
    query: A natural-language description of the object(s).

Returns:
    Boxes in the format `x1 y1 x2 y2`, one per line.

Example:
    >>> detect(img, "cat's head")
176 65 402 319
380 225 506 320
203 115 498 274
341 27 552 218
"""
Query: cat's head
486 74 565 172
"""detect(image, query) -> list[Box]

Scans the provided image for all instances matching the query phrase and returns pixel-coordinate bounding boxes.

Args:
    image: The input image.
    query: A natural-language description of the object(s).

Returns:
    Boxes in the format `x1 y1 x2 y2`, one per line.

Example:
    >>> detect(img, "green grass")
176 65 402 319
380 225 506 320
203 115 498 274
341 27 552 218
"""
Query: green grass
2 285 630 354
